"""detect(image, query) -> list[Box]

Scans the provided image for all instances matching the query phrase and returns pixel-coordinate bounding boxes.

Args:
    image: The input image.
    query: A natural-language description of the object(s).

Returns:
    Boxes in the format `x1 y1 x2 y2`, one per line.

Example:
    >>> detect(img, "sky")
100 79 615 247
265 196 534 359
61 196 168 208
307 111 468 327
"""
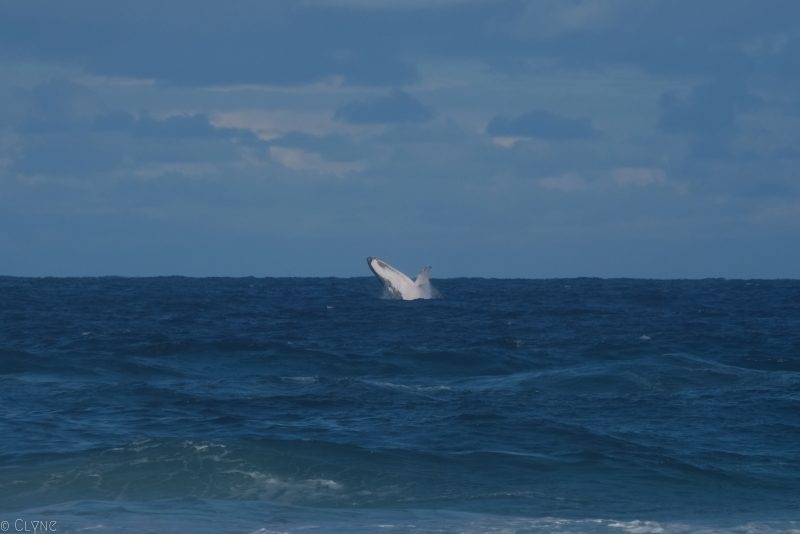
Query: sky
1 0 798 278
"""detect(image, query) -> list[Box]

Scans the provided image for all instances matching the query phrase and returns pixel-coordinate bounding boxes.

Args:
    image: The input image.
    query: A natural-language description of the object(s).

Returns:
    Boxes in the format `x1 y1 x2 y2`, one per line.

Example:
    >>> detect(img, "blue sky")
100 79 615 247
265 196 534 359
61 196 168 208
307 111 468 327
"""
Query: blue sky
1 0 798 277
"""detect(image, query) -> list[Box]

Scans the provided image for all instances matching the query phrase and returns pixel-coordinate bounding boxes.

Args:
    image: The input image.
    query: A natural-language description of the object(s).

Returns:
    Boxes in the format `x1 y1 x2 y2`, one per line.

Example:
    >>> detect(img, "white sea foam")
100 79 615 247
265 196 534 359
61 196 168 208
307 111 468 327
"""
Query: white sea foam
608 520 666 533
224 469 345 501
13 501 800 534
280 376 319 384
363 379 452 395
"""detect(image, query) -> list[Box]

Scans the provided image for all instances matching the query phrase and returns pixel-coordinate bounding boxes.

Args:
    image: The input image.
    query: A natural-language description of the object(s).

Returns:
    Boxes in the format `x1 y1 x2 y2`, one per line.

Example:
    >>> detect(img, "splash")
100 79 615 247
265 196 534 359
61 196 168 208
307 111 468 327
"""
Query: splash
366 256 437 300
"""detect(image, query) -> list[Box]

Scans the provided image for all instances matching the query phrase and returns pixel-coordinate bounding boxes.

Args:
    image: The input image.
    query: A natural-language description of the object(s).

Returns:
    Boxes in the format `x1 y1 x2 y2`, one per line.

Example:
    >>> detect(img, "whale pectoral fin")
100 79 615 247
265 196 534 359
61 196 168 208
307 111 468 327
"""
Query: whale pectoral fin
415 266 432 285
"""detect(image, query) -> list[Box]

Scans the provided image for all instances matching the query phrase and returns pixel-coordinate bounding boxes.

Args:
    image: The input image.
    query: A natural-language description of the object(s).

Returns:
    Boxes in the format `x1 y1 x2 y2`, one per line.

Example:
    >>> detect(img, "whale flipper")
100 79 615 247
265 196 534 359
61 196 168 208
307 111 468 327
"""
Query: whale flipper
415 266 431 284
367 257 434 300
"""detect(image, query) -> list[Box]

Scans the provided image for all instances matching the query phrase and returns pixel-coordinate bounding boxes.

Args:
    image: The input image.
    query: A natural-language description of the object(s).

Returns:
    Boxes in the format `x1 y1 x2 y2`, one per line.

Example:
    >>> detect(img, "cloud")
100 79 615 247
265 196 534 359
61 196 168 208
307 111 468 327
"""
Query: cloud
11 127 256 178
486 110 595 140
611 167 666 187
94 111 259 141
534 167 668 193
659 79 760 158
334 90 434 124
2 1 799 88
7 79 263 177
211 110 338 141
513 0 626 39
267 132 362 162
659 80 759 135
537 172 588 192
11 79 103 133
2 1 800 277
268 146 366 176
0 1 420 87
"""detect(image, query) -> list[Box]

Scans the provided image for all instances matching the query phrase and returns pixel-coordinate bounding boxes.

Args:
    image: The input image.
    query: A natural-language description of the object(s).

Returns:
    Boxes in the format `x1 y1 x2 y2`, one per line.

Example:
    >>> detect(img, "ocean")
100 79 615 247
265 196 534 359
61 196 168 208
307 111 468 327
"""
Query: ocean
1 276 799 533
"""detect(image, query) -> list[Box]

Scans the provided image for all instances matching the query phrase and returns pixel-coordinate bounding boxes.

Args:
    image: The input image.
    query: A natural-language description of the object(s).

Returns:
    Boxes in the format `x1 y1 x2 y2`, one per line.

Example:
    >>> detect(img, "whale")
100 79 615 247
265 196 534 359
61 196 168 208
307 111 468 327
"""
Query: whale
367 257 434 300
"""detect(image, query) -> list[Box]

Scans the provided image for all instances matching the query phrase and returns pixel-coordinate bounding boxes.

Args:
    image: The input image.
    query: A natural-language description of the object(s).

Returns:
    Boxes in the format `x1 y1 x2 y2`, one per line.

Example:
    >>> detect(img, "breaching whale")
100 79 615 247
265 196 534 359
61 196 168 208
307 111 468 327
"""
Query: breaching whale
367 257 434 300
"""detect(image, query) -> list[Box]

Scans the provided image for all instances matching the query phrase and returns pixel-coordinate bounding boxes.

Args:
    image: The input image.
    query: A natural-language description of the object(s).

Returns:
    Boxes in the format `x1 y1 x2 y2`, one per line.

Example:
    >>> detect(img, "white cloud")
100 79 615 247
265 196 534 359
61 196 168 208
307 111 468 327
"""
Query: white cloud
212 109 378 141
212 110 336 140
490 136 523 148
269 146 366 176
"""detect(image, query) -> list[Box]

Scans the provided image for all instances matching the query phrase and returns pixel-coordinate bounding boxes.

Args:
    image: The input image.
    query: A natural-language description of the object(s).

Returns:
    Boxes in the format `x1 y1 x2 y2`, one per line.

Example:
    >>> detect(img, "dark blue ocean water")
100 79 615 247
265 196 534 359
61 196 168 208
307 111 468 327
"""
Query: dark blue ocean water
1 277 799 533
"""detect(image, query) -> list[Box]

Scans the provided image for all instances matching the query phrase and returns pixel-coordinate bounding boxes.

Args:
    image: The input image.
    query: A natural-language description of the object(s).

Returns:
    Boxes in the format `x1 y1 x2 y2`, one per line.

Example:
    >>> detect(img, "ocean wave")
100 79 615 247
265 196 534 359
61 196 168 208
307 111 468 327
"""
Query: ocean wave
10 500 800 534
3 434 796 518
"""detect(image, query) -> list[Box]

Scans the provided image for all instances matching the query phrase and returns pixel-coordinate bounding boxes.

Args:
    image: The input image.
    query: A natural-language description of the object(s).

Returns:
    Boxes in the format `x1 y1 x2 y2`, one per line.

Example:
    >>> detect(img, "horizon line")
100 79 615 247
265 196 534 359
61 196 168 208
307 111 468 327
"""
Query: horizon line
1 274 797 281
